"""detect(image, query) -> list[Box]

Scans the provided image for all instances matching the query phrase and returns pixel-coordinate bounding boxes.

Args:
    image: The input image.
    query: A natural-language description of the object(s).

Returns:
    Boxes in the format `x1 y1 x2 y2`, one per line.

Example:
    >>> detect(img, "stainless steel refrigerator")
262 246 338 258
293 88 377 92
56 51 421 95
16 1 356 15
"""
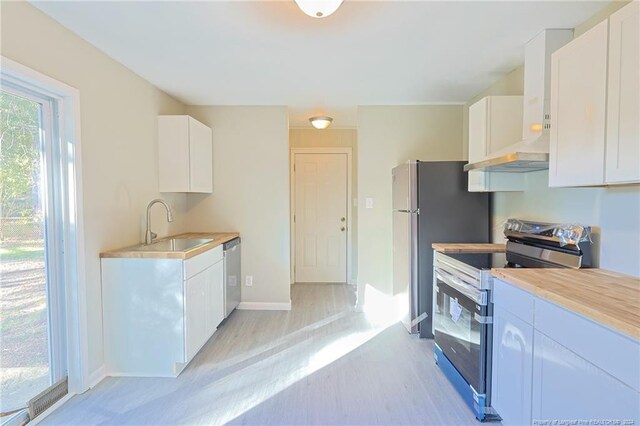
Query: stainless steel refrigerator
392 161 491 338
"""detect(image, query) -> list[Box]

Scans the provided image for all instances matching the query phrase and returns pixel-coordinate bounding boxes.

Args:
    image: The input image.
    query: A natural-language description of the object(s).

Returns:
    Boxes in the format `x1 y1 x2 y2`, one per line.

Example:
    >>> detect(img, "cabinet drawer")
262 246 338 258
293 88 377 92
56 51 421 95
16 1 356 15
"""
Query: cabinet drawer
184 246 223 280
535 298 640 392
532 331 640 424
493 278 535 324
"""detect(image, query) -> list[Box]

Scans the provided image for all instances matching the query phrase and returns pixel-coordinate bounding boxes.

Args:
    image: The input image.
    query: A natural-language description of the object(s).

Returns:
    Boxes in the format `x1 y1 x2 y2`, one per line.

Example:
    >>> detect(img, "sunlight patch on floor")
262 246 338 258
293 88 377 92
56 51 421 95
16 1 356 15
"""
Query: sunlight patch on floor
204 317 394 425
362 283 405 327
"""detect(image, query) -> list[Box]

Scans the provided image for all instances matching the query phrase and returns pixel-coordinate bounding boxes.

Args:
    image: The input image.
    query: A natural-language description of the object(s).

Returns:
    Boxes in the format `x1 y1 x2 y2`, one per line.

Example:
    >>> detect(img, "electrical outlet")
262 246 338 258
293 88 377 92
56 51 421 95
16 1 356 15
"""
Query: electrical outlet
245 275 253 287
365 197 374 209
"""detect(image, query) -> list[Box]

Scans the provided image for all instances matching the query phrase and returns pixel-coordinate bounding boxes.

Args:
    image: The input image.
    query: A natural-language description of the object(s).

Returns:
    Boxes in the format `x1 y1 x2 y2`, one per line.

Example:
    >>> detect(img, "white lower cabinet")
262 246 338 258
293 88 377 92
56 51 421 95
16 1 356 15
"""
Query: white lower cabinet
186 266 210 361
532 331 640 424
492 278 640 425
185 258 224 361
102 246 224 377
492 288 534 426
492 310 534 425
207 260 224 340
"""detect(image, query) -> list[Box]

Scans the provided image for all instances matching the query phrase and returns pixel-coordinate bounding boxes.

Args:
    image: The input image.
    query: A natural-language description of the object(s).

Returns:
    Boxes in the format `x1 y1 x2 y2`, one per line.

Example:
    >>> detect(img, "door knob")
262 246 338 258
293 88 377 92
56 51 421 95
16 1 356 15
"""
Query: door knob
341 227 346 232
340 217 346 222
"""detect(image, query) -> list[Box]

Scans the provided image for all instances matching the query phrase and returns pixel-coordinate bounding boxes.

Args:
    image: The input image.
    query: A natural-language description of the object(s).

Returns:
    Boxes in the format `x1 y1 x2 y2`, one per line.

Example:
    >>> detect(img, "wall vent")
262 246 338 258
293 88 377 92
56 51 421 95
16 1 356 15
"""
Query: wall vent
27 377 68 420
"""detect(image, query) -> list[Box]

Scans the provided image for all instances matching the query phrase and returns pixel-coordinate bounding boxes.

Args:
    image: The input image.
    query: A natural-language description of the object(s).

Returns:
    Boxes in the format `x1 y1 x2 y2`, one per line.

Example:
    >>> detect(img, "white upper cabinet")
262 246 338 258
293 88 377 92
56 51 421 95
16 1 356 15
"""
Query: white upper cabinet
468 96 525 192
550 2 640 187
158 115 213 193
606 1 640 184
549 20 609 187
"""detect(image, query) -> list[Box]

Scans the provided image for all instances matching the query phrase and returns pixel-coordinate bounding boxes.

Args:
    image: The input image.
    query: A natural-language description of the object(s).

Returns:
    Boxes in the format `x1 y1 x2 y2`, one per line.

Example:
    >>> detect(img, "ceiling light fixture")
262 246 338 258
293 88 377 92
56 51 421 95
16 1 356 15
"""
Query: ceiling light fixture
309 116 333 129
294 0 343 18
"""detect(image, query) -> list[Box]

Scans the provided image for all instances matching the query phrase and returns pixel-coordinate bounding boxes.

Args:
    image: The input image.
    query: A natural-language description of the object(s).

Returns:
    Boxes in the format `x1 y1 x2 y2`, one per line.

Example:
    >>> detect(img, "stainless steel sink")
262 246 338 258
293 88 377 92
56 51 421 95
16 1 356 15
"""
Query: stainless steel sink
130 238 213 252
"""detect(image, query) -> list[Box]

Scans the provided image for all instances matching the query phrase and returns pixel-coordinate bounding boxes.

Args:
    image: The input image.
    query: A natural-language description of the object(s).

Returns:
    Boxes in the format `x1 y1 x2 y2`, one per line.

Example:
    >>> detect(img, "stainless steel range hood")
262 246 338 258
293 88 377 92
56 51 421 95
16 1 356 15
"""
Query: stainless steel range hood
464 132 551 172
463 152 549 173
465 29 573 173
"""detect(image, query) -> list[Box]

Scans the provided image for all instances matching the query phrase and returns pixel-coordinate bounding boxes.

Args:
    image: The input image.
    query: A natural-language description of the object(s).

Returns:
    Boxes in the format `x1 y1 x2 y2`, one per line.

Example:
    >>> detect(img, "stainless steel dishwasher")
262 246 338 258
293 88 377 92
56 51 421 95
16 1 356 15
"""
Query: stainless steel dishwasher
223 237 241 317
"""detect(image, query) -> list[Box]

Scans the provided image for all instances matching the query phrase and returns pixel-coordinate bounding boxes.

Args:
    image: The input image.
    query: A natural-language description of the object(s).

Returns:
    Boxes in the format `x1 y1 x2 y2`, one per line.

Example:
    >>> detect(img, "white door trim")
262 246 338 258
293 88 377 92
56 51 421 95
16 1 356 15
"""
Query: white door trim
290 147 353 285
1 56 90 393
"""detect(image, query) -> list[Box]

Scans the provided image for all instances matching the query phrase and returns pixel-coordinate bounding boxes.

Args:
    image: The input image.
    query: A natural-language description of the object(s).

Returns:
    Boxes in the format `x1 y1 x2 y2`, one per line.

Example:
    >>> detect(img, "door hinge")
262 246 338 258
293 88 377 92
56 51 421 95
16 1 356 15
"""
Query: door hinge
294 214 296 223
293 164 296 172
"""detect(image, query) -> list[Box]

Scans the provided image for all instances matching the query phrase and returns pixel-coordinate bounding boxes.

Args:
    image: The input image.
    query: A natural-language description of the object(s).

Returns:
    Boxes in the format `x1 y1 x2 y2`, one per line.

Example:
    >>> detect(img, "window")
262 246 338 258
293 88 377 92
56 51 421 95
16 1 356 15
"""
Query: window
0 57 88 424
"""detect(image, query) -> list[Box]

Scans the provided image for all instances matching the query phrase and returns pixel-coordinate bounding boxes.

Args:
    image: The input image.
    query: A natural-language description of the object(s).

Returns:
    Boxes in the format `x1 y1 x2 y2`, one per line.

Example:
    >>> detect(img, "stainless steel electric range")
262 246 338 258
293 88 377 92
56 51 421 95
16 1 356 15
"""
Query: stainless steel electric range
433 219 592 421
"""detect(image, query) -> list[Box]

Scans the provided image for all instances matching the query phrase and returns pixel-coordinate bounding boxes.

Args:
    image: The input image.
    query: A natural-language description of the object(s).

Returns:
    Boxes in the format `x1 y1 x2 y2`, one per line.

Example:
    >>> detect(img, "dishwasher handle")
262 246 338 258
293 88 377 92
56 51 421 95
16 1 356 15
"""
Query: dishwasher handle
223 237 241 251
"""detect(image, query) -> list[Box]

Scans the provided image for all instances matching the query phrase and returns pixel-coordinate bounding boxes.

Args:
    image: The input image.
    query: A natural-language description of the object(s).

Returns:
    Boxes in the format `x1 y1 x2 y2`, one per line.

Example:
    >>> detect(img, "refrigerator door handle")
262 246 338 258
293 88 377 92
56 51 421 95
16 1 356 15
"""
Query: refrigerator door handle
393 209 420 214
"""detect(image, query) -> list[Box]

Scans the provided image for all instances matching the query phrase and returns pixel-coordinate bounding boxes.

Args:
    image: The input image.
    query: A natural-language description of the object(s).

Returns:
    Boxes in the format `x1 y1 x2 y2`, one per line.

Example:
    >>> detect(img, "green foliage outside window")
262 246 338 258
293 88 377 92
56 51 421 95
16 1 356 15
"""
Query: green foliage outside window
0 91 41 218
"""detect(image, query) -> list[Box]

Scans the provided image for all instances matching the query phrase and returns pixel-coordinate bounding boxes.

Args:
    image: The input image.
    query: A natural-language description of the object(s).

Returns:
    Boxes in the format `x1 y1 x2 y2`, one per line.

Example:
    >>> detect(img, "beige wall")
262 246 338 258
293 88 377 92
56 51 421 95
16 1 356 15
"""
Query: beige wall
464 0 639 276
289 128 356 149
289 128 358 282
1 2 189 373
356 105 464 308
186 106 291 305
493 173 640 276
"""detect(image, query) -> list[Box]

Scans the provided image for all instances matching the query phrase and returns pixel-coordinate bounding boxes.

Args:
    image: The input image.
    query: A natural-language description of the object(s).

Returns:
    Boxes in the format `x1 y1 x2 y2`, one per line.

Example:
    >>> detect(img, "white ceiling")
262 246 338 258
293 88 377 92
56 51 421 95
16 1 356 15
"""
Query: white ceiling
31 0 609 128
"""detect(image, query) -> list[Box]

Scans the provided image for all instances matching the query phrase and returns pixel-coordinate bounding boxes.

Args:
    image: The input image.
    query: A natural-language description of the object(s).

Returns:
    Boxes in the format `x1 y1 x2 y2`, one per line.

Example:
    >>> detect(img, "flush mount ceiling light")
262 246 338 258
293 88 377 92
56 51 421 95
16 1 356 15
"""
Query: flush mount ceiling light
294 0 344 18
309 116 333 129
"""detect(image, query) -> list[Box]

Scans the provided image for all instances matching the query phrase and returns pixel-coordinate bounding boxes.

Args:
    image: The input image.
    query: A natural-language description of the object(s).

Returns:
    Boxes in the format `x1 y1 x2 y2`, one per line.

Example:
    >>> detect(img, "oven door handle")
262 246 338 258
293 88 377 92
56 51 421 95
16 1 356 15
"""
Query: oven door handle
436 270 486 306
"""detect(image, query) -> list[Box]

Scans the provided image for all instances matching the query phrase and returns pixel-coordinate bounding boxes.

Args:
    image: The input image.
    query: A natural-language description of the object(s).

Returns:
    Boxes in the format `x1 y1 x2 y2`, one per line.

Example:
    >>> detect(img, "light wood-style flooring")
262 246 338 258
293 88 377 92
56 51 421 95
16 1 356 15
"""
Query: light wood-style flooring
42 284 480 425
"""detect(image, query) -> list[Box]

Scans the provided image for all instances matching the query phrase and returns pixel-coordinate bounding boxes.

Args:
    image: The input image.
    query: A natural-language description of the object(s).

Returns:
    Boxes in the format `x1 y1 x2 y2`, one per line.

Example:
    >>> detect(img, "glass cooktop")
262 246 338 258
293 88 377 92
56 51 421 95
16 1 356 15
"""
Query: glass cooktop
443 252 508 270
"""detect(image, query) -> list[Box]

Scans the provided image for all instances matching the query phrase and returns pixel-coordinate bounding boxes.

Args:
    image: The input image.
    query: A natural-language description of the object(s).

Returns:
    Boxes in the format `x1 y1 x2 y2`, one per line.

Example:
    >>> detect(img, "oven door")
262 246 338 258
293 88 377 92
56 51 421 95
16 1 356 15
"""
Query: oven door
434 270 490 394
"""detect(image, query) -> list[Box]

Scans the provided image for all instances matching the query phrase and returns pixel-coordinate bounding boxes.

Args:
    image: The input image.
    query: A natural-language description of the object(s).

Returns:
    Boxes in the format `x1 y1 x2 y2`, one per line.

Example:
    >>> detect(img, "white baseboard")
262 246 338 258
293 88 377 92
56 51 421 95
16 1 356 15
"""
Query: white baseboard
88 365 106 389
237 301 292 311
108 371 177 378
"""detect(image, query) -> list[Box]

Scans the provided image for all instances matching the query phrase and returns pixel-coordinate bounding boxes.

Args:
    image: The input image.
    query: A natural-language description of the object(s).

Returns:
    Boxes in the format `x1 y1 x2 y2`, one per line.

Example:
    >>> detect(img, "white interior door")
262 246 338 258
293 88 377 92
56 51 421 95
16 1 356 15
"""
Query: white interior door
294 153 347 283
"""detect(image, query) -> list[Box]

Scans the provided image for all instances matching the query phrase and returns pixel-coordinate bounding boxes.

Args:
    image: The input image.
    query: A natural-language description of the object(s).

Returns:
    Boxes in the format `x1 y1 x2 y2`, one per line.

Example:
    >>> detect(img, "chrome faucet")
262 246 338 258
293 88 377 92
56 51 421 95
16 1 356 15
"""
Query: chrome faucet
145 199 174 245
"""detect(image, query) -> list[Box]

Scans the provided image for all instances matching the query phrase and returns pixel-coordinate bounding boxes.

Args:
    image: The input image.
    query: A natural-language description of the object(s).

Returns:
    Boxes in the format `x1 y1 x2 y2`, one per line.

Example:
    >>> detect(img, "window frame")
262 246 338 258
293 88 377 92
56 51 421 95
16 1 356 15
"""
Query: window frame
1 56 90 394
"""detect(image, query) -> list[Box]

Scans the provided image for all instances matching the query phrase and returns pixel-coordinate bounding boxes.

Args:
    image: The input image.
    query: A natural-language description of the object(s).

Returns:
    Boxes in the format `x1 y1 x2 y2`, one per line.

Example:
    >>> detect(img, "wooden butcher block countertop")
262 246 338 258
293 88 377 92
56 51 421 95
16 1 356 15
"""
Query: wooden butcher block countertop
492 268 640 339
432 243 506 253
100 232 240 260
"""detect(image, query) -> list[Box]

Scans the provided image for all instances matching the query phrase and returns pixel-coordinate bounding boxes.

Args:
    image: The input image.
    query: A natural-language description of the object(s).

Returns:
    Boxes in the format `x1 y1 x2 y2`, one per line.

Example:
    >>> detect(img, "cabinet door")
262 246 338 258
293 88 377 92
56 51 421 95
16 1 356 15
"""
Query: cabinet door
467 96 525 192
549 21 608 187
487 96 524 154
188 117 213 193
492 306 534 426
207 260 225 335
532 331 640 424
468 96 524 160
158 116 190 192
184 270 209 361
469 98 489 162
606 1 640 184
